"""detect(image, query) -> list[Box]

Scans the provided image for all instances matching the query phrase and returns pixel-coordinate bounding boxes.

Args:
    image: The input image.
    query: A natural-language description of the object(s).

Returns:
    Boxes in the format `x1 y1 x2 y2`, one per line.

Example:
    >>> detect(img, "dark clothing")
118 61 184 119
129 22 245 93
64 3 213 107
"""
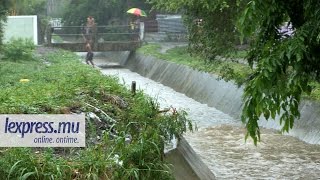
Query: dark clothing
86 52 94 61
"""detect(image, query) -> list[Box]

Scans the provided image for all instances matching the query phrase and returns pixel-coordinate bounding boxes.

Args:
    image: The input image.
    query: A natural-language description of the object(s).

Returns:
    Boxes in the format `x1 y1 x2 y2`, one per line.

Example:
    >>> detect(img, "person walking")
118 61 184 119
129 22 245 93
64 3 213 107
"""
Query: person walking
85 40 94 67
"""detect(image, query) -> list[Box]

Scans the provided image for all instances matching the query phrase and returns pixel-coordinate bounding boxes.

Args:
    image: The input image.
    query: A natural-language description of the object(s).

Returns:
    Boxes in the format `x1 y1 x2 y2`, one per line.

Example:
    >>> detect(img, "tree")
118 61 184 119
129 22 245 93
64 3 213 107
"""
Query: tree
0 0 10 49
149 0 320 144
0 0 48 44
62 0 152 26
6 0 68 44
6 0 46 16
46 0 71 18
239 0 320 144
148 0 248 60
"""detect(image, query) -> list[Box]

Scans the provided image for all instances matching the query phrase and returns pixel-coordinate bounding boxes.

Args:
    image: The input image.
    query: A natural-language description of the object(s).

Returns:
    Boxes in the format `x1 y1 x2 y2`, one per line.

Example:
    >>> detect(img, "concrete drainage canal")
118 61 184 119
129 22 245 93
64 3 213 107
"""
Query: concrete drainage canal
77 52 320 179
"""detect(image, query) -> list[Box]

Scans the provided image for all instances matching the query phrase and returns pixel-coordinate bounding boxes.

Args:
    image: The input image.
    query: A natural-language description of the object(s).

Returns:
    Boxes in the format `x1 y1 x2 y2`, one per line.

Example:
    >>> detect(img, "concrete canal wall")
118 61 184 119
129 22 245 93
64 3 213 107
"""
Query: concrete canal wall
124 52 320 145
94 51 320 179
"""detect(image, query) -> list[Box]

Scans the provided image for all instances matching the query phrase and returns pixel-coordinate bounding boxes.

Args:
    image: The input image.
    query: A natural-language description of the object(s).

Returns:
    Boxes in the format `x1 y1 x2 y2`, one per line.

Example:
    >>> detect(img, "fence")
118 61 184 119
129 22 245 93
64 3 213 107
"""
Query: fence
47 25 140 44
49 18 62 29
142 14 188 42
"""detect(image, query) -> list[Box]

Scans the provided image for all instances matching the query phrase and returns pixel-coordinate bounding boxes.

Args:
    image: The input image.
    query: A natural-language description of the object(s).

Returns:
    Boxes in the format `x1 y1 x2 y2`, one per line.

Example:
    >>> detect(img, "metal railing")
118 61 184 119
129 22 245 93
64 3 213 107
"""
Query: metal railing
46 24 141 44
45 24 144 51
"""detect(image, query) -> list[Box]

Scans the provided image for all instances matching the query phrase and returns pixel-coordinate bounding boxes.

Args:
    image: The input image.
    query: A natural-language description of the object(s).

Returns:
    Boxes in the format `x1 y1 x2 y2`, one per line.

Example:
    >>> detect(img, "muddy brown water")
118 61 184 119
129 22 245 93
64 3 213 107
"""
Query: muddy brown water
186 125 320 179
96 62 320 179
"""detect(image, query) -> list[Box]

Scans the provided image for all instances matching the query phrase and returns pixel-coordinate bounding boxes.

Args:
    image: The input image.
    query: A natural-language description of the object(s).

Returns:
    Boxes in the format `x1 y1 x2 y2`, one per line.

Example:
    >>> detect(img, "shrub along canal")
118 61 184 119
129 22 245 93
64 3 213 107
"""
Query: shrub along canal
0 46 192 180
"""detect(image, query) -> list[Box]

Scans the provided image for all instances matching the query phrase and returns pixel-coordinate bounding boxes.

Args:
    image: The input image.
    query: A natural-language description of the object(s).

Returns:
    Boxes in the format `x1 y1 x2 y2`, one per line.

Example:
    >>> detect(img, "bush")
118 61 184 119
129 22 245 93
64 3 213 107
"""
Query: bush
2 38 35 62
0 49 193 179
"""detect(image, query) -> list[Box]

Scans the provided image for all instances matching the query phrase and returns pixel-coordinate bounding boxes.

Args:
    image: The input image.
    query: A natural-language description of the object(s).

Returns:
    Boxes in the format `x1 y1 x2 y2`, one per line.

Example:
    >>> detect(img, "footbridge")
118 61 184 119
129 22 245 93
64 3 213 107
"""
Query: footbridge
46 25 142 52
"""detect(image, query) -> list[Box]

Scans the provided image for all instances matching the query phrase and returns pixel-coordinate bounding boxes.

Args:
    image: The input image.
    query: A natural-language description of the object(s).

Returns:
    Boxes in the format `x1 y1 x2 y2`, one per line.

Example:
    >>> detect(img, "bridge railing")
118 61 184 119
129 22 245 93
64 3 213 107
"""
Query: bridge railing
46 24 143 51
47 25 140 44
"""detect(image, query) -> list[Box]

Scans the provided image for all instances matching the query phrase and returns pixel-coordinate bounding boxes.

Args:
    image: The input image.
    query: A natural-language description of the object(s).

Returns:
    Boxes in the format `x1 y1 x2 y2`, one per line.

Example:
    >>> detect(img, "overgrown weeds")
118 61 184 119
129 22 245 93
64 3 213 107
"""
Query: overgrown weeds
1 38 35 62
0 39 193 179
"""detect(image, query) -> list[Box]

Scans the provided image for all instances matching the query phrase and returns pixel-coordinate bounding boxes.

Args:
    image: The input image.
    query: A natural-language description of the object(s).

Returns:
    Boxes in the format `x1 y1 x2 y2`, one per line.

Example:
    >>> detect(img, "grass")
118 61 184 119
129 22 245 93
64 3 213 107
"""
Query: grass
138 43 252 86
0 43 193 179
226 50 248 59
52 33 64 43
138 43 320 101
304 82 320 100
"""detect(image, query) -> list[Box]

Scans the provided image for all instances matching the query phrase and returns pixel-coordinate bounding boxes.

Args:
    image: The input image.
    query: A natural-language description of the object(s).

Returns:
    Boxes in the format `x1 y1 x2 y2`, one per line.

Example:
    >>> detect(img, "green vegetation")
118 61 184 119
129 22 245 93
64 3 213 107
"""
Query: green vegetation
51 33 64 43
0 39 192 179
138 43 252 86
4 0 48 44
139 43 320 101
304 82 320 100
227 50 248 59
2 38 35 62
146 0 320 145
138 42 320 113
237 0 320 144
4 0 46 16
62 0 152 26
0 0 10 49
148 0 249 60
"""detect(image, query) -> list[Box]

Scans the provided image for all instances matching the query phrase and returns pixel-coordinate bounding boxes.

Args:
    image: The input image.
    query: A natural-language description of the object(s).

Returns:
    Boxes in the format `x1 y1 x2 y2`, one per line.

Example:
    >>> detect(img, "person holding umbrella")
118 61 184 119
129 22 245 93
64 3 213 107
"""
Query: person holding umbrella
130 16 140 32
127 8 147 41
127 8 147 17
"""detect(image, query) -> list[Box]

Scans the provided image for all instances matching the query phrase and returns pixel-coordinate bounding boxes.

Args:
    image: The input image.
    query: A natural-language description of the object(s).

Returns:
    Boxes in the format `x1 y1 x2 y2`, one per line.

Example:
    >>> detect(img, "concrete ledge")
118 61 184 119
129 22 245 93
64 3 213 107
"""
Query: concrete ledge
176 137 216 180
165 147 200 180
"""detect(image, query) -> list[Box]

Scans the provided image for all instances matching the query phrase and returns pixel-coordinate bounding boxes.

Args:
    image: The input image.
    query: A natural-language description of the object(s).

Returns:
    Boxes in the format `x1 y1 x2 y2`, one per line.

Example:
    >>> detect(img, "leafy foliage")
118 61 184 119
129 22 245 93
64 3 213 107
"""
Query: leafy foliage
0 0 10 49
238 0 320 144
0 48 193 179
62 0 152 26
2 0 49 44
6 0 46 15
148 0 320 145
2 38 36 62
138 43 252 86
148 0 249 60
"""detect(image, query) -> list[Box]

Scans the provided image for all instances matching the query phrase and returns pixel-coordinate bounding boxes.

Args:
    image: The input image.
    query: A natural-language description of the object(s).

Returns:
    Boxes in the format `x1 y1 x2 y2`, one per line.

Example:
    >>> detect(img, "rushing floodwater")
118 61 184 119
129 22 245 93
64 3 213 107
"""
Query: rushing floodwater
100 67 320 179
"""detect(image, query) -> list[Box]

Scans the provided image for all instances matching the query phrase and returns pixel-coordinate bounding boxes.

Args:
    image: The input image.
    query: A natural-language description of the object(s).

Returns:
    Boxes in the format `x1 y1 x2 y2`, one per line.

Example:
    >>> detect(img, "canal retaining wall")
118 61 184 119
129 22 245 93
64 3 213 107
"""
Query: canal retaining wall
124 52 320 145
